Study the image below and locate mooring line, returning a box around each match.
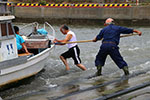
[94,81,150,100]
[52,71,147,100]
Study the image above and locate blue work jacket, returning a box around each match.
[96,24,133,45]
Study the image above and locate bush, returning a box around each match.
[39,0,47,5]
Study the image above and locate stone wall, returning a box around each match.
[13,6,150,26]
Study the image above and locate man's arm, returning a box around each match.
[93,30,103,42]
[62,34,72,43]
[119,26,142,36]
[54,34,72,45]
[21,43,29,53]
[19,35,30,53]
[118,26,134,34]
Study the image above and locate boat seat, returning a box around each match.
[18,53,33,57]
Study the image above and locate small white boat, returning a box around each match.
[0,2,55,88]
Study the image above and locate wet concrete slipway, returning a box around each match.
[0,24,150,100]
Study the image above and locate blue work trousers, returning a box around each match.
[95,43,128,69]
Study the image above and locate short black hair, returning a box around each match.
[13,26,19,33]
[62,25,69,30]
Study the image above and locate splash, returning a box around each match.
[128,47,140,51]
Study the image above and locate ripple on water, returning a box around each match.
[128,47,140,51]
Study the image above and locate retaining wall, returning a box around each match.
[12,6,150,26]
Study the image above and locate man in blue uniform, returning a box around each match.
[93,18,142,76]
[14,26,29,54]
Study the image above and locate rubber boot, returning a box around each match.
[96,65,102,76]
[122,66,129,76]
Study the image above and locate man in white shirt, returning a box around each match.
[54,25,86,71]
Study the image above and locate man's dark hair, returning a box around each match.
[13,26,19,33]
[62,25,69,30]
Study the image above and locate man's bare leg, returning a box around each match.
[76,64,86,71]
[60,56,70,70]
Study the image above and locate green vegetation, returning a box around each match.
[39,0,47,5]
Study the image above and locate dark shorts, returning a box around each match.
[95,43,128,69]
[61,45,81,64]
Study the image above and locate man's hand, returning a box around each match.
[53,38,58,43]
[54,38,58,41]
[138,31,142,36]
[133,30,142,36]
[93,38,97,42]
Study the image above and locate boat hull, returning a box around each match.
[0,45,54,88]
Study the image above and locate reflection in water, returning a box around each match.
[94,78,129,100]
[93,78,107,94]
[94,76,129,97]
[114,79,129,90]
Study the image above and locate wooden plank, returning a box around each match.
[18,53,33,57]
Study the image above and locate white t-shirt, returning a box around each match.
[67,31,77,48]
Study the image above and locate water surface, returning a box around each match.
[1,24,150,100]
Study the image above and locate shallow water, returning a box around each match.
[1,24,150,100]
